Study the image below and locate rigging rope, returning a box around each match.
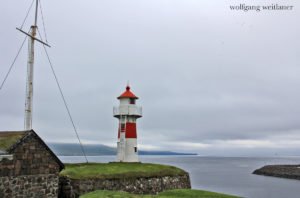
[0,35,28,91]
[38,0,48,43]
[20,0,35,29]
[3,0,88,163]
[41,43,89,163]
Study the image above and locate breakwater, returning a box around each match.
[253,165,300,180]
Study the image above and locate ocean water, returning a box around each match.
[59,156,300,198]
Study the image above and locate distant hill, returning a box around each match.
[48,143,197,156]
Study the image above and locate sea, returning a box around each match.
[59,155,300,198]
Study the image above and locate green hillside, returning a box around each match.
[60,162,187,179]
[80,189,240,198]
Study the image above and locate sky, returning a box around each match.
[0,0,299,156]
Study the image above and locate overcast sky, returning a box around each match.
[0,0,299,156]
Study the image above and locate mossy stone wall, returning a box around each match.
[0,174,59,198]
[59,173,191,198]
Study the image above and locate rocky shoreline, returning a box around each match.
[253,165,300,180]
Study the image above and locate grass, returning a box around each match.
[157,189,239,198]
[60,163,187,179]
[0,132,25,151]
[80,189,240,198]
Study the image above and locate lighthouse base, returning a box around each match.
[116,138,139,162]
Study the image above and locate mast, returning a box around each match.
[24,0,38,130]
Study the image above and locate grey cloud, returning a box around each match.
[0,0,300,155]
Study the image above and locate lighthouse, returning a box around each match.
[113,85,142,162]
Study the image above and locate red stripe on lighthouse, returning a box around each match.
[125,123,137,138]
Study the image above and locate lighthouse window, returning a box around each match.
[120,123,125,131]
[130,98,135,104]
[134,147,137,152]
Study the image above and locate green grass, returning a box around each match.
[156,189,239,198]
[80,189,240,198]
[80,190,138,198]
[0,132,25,151]
[60,163,187,179]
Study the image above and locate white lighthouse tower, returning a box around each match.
[113,85,142,162]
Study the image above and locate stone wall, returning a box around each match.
[10,133,61,175]
[59,173,191,198]
[0,131,62,198]
[0,133,60,177]
[0,174,59,198]
[0,158,14,177]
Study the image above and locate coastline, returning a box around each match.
[59,155,300,198]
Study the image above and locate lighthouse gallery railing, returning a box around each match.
[113,105,142,117]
